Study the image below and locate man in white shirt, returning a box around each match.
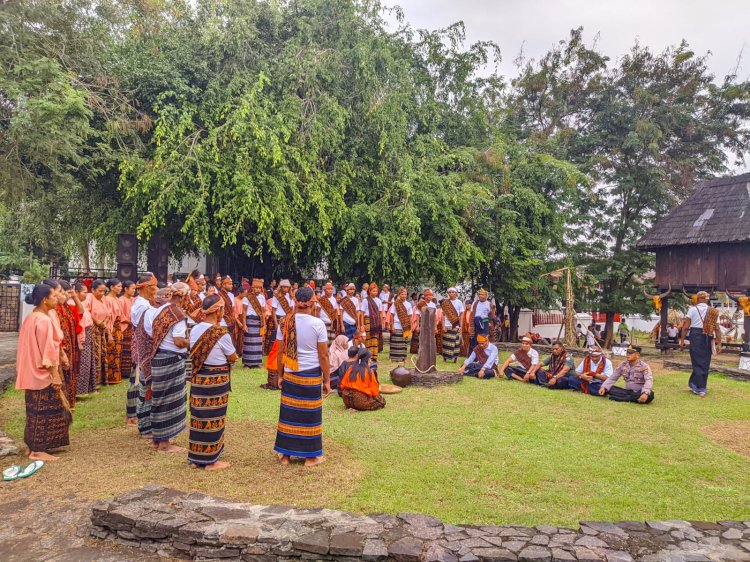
[388,288,413,363]
[358,282,383,362]
[241,278,267,368]
[469,288,493,348]
[680,290,721,396]
[459,334,498,379]
[499,336,542,382]
[271,279,295,329]
[440,287,465,362]
[127,273,157,428]
[339,283,360,340]
[318,281,339,344]
[565,345,613,395]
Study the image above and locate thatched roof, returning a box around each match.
[637,172,750,251]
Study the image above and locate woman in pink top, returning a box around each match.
[76,282,95,395]
[104,278,123,384]
[87,280,111,387]
[16,284,70,461]
[119,280,136,384]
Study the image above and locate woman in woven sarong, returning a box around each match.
[388,288,413,363]
[275,286,330,467]
[339,348,386,412]
[85,280,111,387]
[242,279,266,368]
[105,279,123,384]
[357,282,383,363]
[76,282,96,395]
[57,281,83,409]
[16,284,70,461]
[119,281,135,384]
[188,295,237,471]
[144,285,189,453]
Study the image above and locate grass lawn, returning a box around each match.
[1,349,749,527]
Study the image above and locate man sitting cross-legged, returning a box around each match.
[500,336,541,382]
[566,345,613,395]
[536,340,575,388]
[599,344,654,404]
[459,334,498,379]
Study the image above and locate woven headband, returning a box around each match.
[203,300,224,316]
[136,276,157,289]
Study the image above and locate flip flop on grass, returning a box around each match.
[2,465,21,482]
[17,460,44,479]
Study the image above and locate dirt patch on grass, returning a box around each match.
[702,421,750,459]
[0,419,363,508]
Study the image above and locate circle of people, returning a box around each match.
[15,271,655,472]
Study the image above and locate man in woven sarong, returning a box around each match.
[388,288,413,363]
[535,341,575,387]
[440,287,464,362]
[339,283,360,340]
[242,278,267,368]
[274,286,330,467]
[470,289,494,349]
[500,336,541,382]
[459,334,498,379]
[358,282,383,362]
[129,273,157,431]
[680,291,722,397]
[318,281,339,344]
[144,285,189,453]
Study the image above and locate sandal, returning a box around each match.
[18,460,44,479]
[2,465,21,482]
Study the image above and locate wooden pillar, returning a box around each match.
[659,295,670,348]
[417,307,437,373]
[744,315,750,352]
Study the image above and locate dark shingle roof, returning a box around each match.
[637,172,750,250]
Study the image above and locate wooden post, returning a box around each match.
[417,307,437,373]
[659,295,669,348]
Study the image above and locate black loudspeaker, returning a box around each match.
[117,233,138,283]
[116,263,138,284]
[147,236,170,283]
[117,234,138,264]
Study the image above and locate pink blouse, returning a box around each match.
[119,296,134,332]
[87,293,110,327]
[16,312,59,390]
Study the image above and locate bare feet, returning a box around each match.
[126,418,137,427]
[204,460,231,471]
[29,451,59,462]
[347,408,358,413]
[278,454,290,465]
[148,440,159,450]
[304,456,327,467]
[157,443,185,453]
[140,433,153,440]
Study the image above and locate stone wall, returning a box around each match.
[90,487,750,561]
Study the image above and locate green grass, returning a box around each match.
[2,351,749,526]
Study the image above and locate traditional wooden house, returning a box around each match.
[637,172,750,351]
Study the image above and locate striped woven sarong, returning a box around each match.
[136,381,151,436]
[442,327,460,361]
[188,363,231,466]
[150,350,187,442]
[274,367,323,458]
[184,325,193,381]
[390,329,408,362]
[243,315,263,367]
[126,364,139,420]
[24,386,70,453]
[324,321,335,345]
[410,330,420,354]
[77,326,97,395]
[364,316,379,361]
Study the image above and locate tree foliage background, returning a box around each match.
[1,1,749,340]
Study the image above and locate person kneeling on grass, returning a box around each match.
[338,348,386,411]
[459,334,498,379]
[536,341,575,388]
[598,344,654,404]
[500,336,541,382]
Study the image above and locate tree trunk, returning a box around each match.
[80,242,91,274]
[509,304,521,343]
[604,312,615,349]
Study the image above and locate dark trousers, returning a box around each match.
[688,327,712,391]
[504,365,528,380]
[464,361,496,379]
[607,387,654,404]
[471,317,490,349]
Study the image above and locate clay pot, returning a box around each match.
[389,365,412,388]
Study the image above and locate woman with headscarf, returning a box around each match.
[327,335,349,391]
[338,348,386,411]
[16,284,70,461]
[274,286,330,467]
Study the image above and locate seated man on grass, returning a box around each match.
[459,334,498,379]
[599,344,654,404]
[536,340,575,388]
[500,336,541,382]
[568,345,612,395]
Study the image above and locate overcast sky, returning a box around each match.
[383,0,750,82]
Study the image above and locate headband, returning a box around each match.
[203,300,224,316]
[136,276,157,289]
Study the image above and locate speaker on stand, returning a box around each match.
[116,234,138,283]
[147,236,170,284]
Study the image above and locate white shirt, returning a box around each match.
[341,296,360,325]
[388,301,413,330]
[243,294,266,317]
[131,296,152,328]
[471,300,492,319]
[463,343,499,370]
[318,295,339,324]
[686,303,710,329]
[443,299,465,327]
[360,296,382,317]
[415,300,437,316]
[144,303,188,353]
[379,291,391,312]
[585,332,597,347]
[275,314,328,372]
[360,290,368,301]
[575,356,613,377]
[509,348,540,366]
[190,322,236,366]
[667,326,679,337]
[272,293,295,317]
